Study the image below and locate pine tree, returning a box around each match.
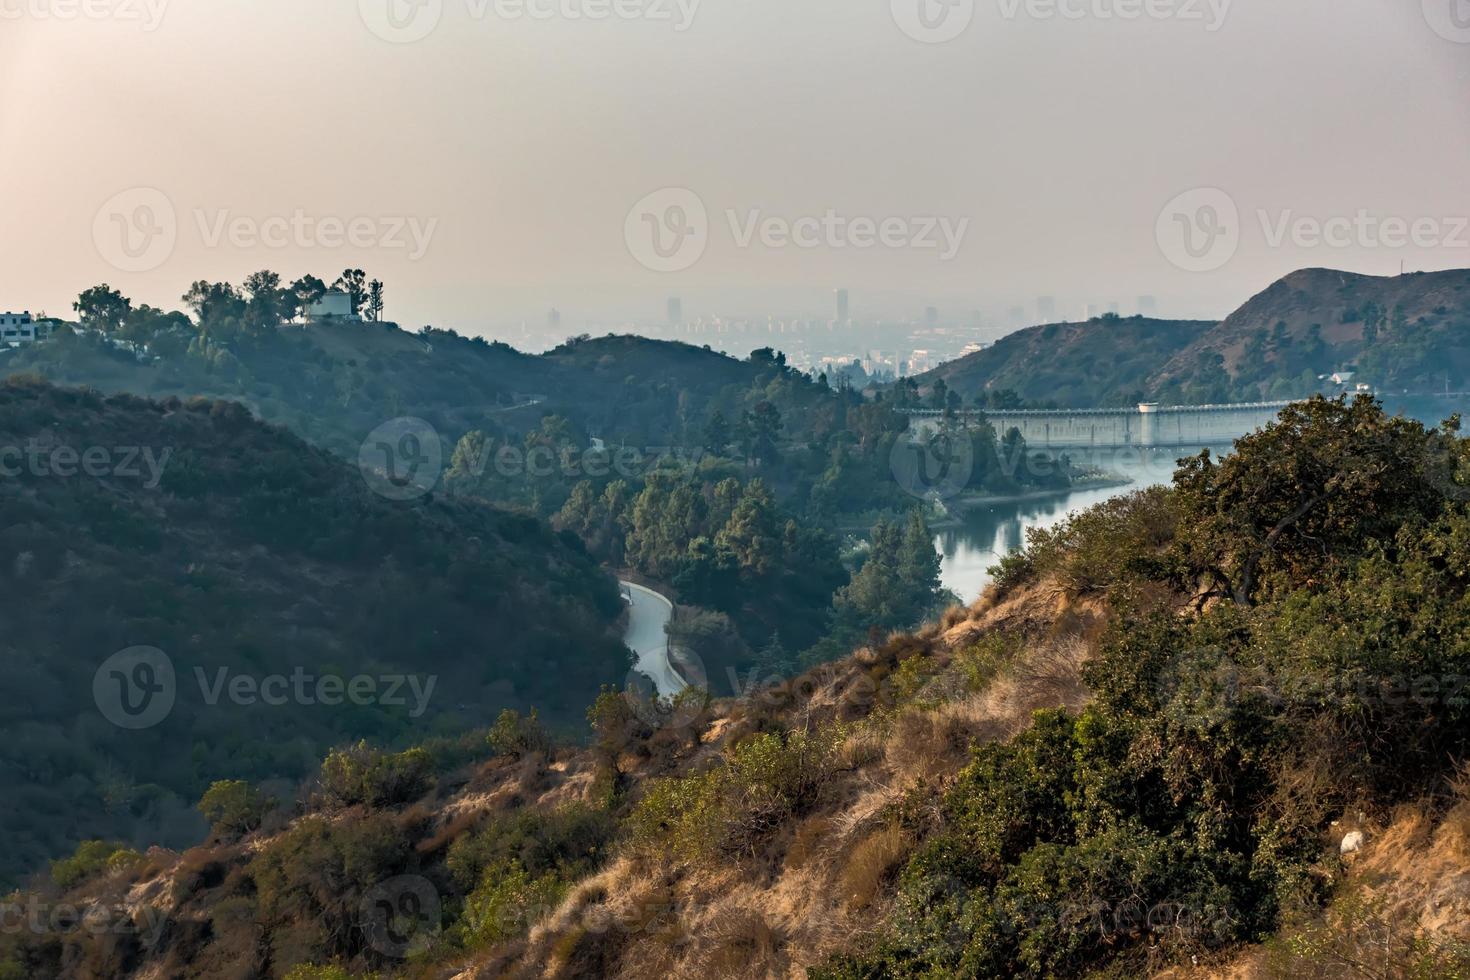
[704,410,732,455]
[716,480,780,577]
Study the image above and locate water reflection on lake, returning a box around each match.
[936,446,1228,603]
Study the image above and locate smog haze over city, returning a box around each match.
[4,1,1468,358]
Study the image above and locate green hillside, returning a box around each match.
[1152,267,1470,401]
[4,319,835,464]
[13,395,1470,979]
[0,377,625,885]
[913,316,1218,408]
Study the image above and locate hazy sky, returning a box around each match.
[2,0,1468,337]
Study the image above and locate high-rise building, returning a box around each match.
[547,308,561,330]
[1106,301,1121,316]
[925,306,939,327]
[667,296,683,326]
[1009,306,1026,327]
[1037,296,1056,323]
[1137,295,1158,317]
[834,288,849,324]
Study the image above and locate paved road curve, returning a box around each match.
[620,581,686,698]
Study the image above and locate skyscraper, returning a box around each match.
[834,288,849,324]
[667,296,683,327]
[1138,295,1158,318]
[1037,296,1056,323]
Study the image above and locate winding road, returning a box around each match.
[620,581,686,699]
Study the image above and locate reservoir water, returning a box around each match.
[935,446,1226,603]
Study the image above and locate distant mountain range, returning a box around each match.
[916,268,1470,407]
[12,270,1470,450]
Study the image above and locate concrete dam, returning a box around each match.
[904,401,1294,451]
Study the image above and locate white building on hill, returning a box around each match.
[307,291,358,322]
[0,312,41,348]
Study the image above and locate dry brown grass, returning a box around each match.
[418,804,485,856]
[939,604,971,630]
[456,581,1113,979]
[783,816,835,872]
[689,908,788,979]
[839,823,909,911]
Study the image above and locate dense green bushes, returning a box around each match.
[821,397,1470,977]
[991,485,1177,597]
[1173,397,1453,607]
[627,725,846,862]
[197,780,272,839]
[818,624,1291,977]
[48,840,142,890]
[486,708,553,760]
[446,804,613,949]
[318,743,436,809]
[250,811,427,966]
